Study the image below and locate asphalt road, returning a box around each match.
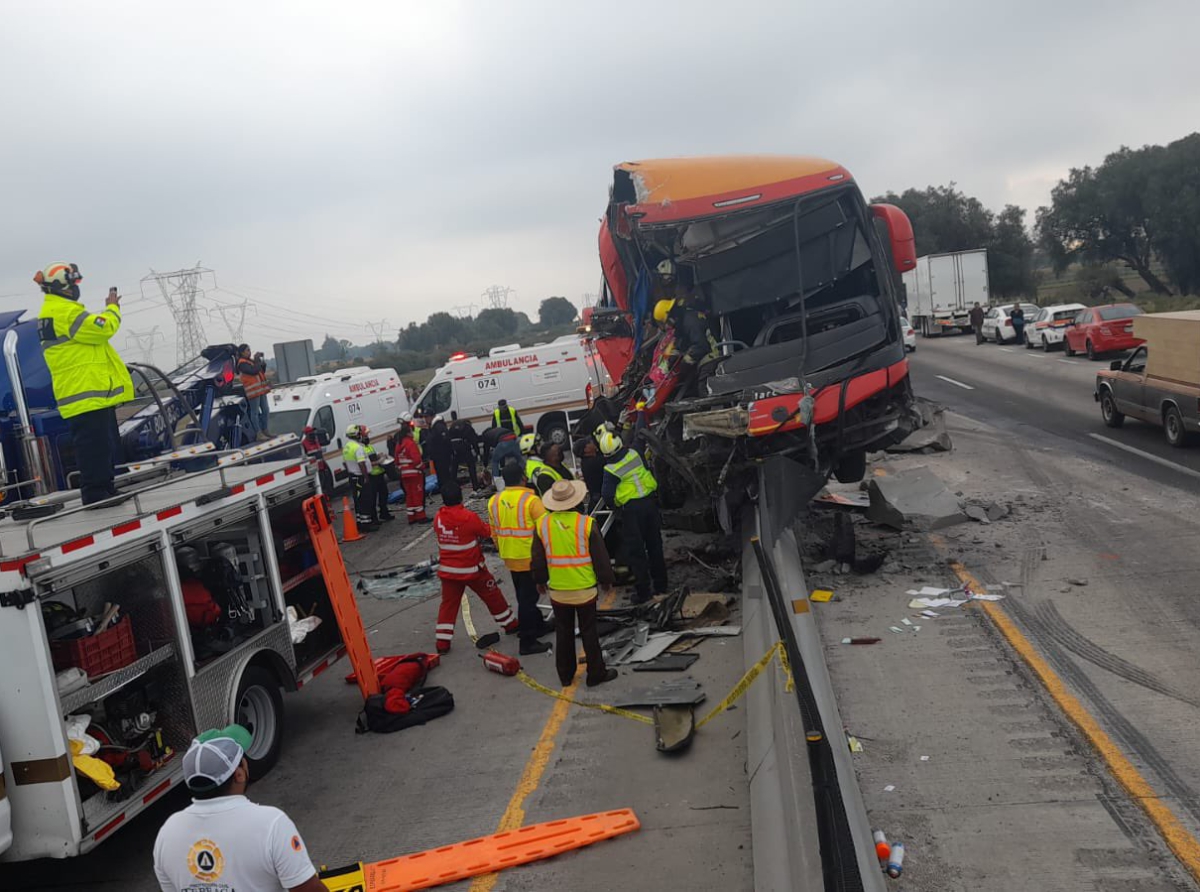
[908,332,1200,489]
[1,500,752,891]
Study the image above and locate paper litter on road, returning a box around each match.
[884,785,896,792]
[889,626,905,634]
[920,610,941,618]
[969,593,1006,601]
[907,586,952,596]
[908,597,968,609]
[901,617,913,626]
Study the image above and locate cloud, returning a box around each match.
[3,0,1198,367]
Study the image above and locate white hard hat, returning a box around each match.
[656,259,675,277]
[399,411,413,423]
[433,414,445,425]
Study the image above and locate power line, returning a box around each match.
[482,285,513,309]
[124,326,166,364]
[365,319,390,344]
[211,298,253,343]
[142,265,213,363]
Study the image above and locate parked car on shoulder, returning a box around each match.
[980,303,1039,344]
[1064,303,1144,359]
[901,317,916,352]
[1027,303,1087,350]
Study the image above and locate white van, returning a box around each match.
[267,367,410,482]
[414,336,607,445]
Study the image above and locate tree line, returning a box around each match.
[876,130,1200,302]
[316,296,580,375]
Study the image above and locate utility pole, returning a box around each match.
[124,327,166,365]
[141,264,213,364]
[212,299,252,343]
[365,319,390,344]
[481,285,513,309]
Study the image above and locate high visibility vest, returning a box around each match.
[493,405,520,434]
[414,427,423,447]
[525,458,562,487]
[238,359,270,398]
[364,443,385,476]
[37,294,133,419]
[604,448,658,507]
[488,488,538,563]
[343,440,368,476]
[537,511,597,591]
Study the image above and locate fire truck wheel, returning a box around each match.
[234,665,285,780]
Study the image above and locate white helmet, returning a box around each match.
[433,414,445,425]
[655,259,675,277]
[399,411,413,423]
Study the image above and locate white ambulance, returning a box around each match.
[414,336,608,445]
[267,367,410,484]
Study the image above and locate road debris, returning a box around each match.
[866,466,968,531]
[841,637,881,645]
[886,398,952,454]
[1067,577,1089,586]
[887,841,906,878]
[632,653,700,672]
[654,704,696,753]
[810,589,834,602]
[613,678,707,708]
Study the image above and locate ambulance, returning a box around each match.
[413,336,609,444]
[267,367,410,484]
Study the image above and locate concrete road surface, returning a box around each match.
[803,334,1200,889]
[1,499,752,891]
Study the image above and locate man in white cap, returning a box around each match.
[153,725,326,892]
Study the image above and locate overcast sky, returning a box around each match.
[3,0,1197,367]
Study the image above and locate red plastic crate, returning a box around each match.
[50,615,137,676]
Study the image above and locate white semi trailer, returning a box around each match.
[904,248,990,338]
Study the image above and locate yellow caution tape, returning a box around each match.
[514,640,794,733]
[696,641,791,729]
[516,671,654,724]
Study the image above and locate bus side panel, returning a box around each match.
[0,596,83,860]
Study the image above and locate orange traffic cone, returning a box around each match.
[341,496,365,542]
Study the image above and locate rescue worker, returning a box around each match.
[35,263,132,506]
[600,431,667,605]
[153,725,326,892]
[301,426,334,497]
[393,418,429,523]
[425,415,456,497]
[492,398,525,435]
[448,410,481,490]
[488,462,554,655]
[432,481,518,653]
[363,436,394,522]
[236,344,271,440]
[486,426,521,492]
[527,441,572,496]
[652,297,716,395]
[342,424,378,530]
[522,433,553,495]
[532,479,617,688]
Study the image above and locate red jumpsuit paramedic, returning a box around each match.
[394,417,429,524]
[433,481,518,653]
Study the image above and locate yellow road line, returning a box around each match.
[948,560,1200,883]
[469,589,619,892]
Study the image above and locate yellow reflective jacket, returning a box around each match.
[38,294,133,419]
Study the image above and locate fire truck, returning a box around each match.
[0,318,358,861]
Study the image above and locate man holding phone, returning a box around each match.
[35,263,132,506]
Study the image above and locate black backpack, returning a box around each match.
[355,686,455,734]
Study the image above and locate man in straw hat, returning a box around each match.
[532,479,618,688]
[153,724,326,892]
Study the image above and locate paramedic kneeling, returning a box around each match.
[153,725,326,892]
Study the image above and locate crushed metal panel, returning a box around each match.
[613,678,707,708]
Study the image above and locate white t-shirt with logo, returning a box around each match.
[153,795,316,892]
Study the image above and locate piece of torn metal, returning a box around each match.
[654,704,696,753]
[620,632,684,664]
[613,678,707,708]
[632,653,700,672]
[681,406,751,440]
[679,625,742,638]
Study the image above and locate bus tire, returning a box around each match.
[539,415,570,447]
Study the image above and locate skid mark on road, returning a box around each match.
[947,559,1200,884]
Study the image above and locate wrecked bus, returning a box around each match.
[587,155,918,507]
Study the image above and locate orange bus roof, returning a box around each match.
[614,155,853,225]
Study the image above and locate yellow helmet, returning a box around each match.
[519,432,537,455]
[653,299,675,324]
[597,431,622,456]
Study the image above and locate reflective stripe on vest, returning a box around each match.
[489,490,537,562]
[537,512,597,591]
[605,449,658,507]
[493,405,519,432]
[439,540,479,551]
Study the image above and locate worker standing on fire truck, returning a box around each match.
[342,424,378,531]
[600,431,668,605]
[35,262,133,507]
[394,416,429,523]
[433,481,518,653]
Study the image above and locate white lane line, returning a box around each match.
[1057,359,1075,365]
[402,527,435,551]
[1087,433,1200,481]
[935,375,975,390]
[999,348,1014,353]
